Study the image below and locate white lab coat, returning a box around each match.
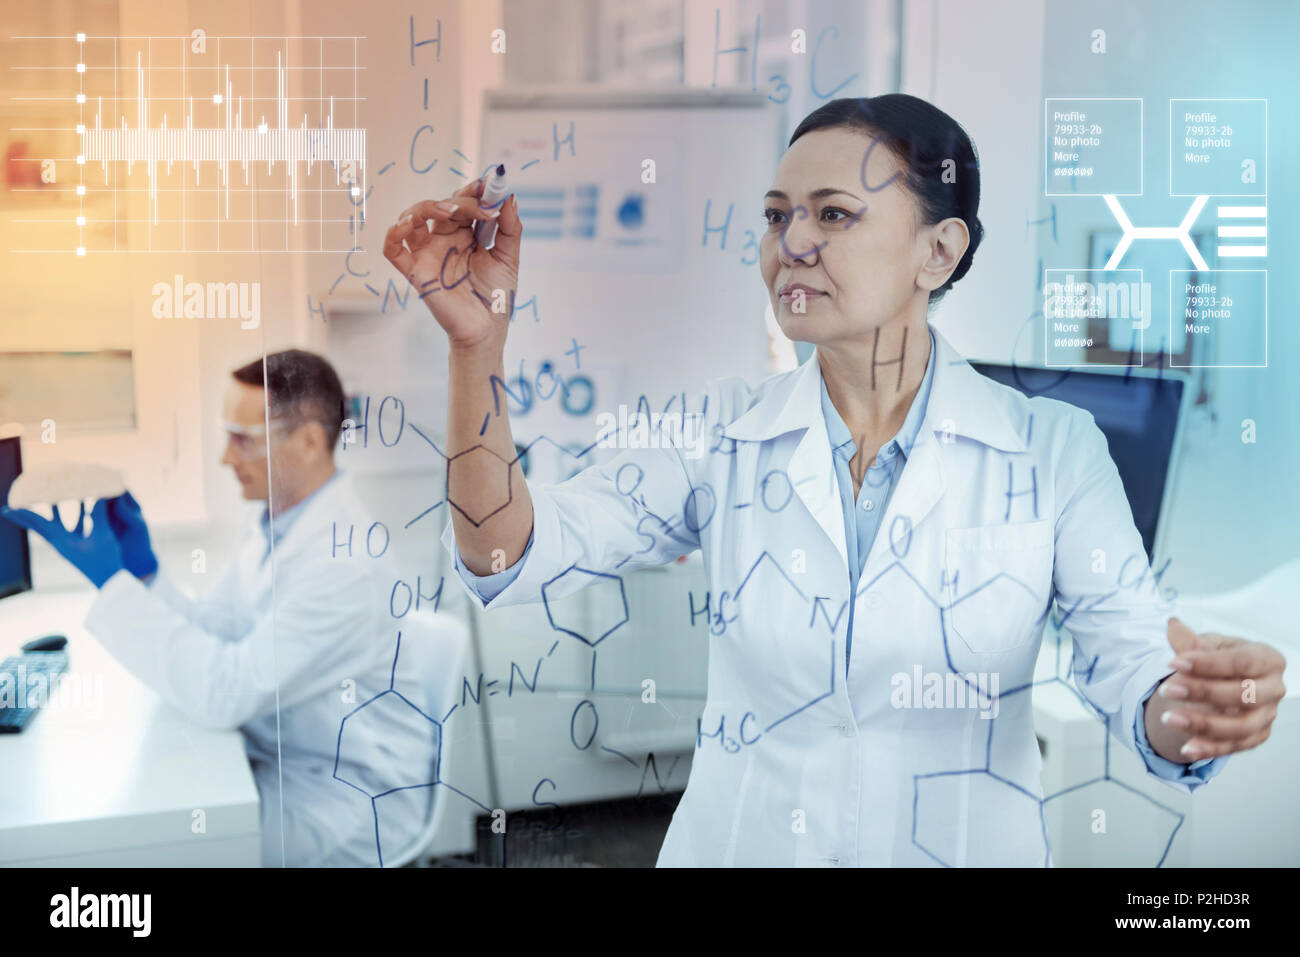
[443,324,1197,867]
[86,472,438,867]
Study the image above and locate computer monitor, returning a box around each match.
[968,362,1187,562]
[0,435,33,600]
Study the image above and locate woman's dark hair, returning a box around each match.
[788,93,983,305]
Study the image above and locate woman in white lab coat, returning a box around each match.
[384,94,1285,867]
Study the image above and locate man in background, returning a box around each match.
[4,350,439,866]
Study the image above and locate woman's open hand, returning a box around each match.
[1148,617,1287,761]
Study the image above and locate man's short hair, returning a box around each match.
[232,350,346,450]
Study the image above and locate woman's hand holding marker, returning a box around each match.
[382,168,521,352]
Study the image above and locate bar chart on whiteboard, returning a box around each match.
[10,32,368,255]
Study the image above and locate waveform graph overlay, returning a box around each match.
[12,33,367,255]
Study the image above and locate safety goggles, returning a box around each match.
[221,418,296,459]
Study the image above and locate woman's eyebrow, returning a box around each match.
[764,187,863,202]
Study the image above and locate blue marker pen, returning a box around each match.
[474,164,509,250]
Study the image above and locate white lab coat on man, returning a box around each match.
[86,472,438,867]
[443,324,1207,867]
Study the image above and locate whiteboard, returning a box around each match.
[479,87,786,476]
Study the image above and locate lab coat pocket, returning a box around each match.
[945,520,1054,654]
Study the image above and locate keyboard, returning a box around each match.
[0,650,69,733]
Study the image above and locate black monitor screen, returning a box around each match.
[968,364,1184,560]
[0,436,32,600]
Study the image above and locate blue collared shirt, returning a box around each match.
[820,326,936,673]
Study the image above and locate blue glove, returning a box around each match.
[105,491,159,581]
[0,498,126,589]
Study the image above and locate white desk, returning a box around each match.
[0,589,261,866]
